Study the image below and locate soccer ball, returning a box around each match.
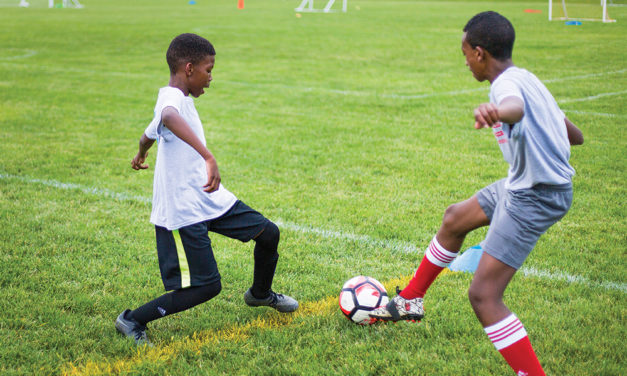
[339,276,388,325]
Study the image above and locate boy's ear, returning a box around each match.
[475,46,492,62]
[475,46,486,62]
[184,62,194,76]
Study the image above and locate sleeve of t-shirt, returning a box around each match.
[144,87,184,139]
[144,114,160,140]
[492,78,524,106]
[156,87,184,117]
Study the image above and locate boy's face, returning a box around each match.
[187,55,215,98]
[461,33,487,82]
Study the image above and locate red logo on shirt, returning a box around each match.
[493,122,508,145]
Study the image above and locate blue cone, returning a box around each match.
[448,245,483,273]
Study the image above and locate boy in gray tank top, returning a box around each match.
[370,11,584,376]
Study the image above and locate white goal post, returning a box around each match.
[295,0,347,13]
[548,0,616,22]
[48,0,83,8]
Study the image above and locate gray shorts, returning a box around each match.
[476,179,573,269]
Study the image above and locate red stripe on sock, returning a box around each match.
[429,243,451,264]
[488,320,524,343]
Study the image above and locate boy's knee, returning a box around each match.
[255,221,280,248]
[202,280,222,300]
[442,203,469,236]
[441,203,466,235]
[468,281,501,311]
[467,283,484,308]
[210,281,222,299]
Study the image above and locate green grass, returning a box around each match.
[0,0,625,375]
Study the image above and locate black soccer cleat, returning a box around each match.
[115,309,152,346]
[244,288,299,313]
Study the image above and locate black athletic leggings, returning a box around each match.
[130,280,222,326]
[251,221,280,299]
[131,221,280,325]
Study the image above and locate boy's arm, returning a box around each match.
[131,133,155,170]
[564,117,584,145]
[473,96,524,129]
[161,106,221,193]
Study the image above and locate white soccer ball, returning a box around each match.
[339,276,388,325]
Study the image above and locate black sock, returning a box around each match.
[130,280,221,326]
[251,221,280,299]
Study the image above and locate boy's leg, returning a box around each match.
[250,221,280,299]
[116,283,221,346]
[130,282,222,325]
[116,223,222,344]
[208,201,280,298]
[470,253,545,376]
[208,201,298,312]
[400,195,490,300]
[468,184,571,375]
[370,195,489,322]
[371,181,501,322]
[243,220,298,312]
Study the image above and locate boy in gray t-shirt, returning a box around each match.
[371,11,583,376]
[115,34,298,346]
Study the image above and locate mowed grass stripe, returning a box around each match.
[1,172,625,294]
[0,60,624,101]
[62,275,413,376]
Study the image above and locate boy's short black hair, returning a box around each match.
[463,11,515,60]
[166,33,216,74]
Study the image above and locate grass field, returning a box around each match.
[0,0,625,374]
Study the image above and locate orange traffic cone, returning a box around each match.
[237,0,244,9]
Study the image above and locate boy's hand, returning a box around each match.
[132,134,155,170]
[474,97,524,129]
[131,152,150,170]
[473,103,500,129]
[203,157,221,193]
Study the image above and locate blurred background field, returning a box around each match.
[0,0,625,374]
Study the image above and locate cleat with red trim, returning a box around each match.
[369,287,424,322]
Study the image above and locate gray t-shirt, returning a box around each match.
[144,86,237,230]
[489,67,574,190]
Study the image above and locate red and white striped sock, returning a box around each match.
[399,236,457,299]
[484,314,545,376]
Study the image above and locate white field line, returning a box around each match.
[558,89,627,104]
[0,58,624,101]
[0,49,38,61]
[0,173,151,204]
[564,110,626,118]
[274,220,417,254]
[543,69,627,83]
[519,267,627,293]
[215,69,627,100]
[1,172,625,293]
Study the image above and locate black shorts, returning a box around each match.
[155,200,269,291]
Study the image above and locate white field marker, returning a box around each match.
[1,172,625,294]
